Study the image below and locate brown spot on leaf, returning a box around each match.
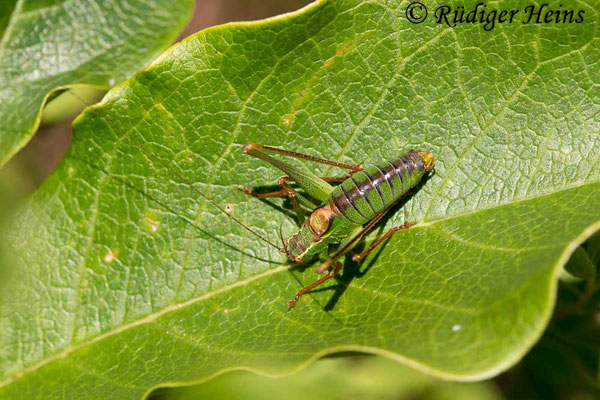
[103,250,118,263]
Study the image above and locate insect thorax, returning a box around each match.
[284,203,355,262]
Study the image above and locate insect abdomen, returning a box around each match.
[330,150,428,224]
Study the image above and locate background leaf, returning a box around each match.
[562,247,596,281]
[1,0,599,398]
[505,268,600,400]
[151,356,503,400]
[0,0,195,167]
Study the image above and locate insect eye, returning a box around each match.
[309,207,334,236]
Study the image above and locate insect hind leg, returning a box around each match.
[351,221,414,262]
[244,143,363,172]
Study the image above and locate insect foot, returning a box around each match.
[237,185,254,195]
[242,143,260,154]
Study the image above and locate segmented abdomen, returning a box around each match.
[330,150,426,225]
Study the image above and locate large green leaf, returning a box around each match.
[0,0,194,167]
[1,0,599,398]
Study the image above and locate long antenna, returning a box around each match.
[66,89,284,252]
[150,150,284,252]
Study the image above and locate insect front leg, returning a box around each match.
[351,221,415,262]
[287,261,343,309]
